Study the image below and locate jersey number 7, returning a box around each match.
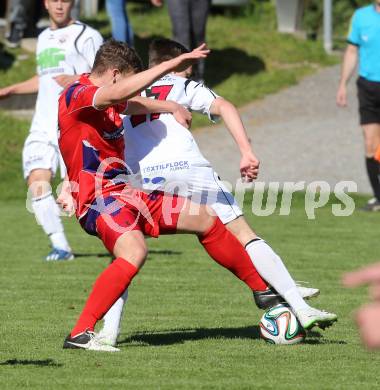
[130,85,174,128]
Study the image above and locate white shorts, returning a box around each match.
[22,132,66,179]
[131,159,243,224]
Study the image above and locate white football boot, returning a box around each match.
[295,282,320,299]
[95,328,119,347]
[63,331,120,352]
[295,307,338,330]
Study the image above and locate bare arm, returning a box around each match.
[210,97,259,180]
[0,75,39,99]
[210,97,251,154]
[94,44,209,109]
[126,96,192,128]
[336,44,358,107]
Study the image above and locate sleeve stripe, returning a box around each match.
[65,84,78,107]
[347,39,359,47]
[207,88,217,99]
[184,79,192,95]
[74,23,87,56]
[72,23,88,73]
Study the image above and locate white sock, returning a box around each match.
[50,232,71,252]
[31,192,70,251]
[245,239,309,312]
[102,289,129,336]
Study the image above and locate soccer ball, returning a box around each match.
[259,304,306,345]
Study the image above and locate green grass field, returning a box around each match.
[1,193,380,389]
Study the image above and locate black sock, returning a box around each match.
[365,157,380,201]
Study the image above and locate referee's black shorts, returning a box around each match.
[357,76,380,125]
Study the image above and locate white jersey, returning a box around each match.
[123,74,219,175]
[123,75,243,224]
[30,21,103,145]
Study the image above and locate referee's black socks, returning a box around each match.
[365,157,380,201]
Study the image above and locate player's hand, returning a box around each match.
[57,192,76,216]
[0,86,14,99]
[171,43,210,73]
[57,181,76,216]
[172,103,192,129]
[240,151,260,182]
[53,74,78,88]
[342,261,380,301]
[336,84,347,107]
[151,0,163,6]
[355,302,380,349]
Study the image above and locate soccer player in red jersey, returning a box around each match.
[97,39,338,346]
[58,39,271,351]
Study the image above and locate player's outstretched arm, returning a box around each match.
[94,44,210,109]
[210,97,259,181]
[0,75,39,99]
[336,44,358,107]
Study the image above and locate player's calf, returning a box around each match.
[198,217,269,291]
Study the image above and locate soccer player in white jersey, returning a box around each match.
[97,39,338,346]
[0,0,103,261]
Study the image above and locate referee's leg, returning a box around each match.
[362,123,380,202]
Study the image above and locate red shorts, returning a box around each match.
[81,189,185,253]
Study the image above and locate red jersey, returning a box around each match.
[58,74,129,220]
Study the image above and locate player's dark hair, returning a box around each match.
[148,38,189,68]
[92,39,143,75]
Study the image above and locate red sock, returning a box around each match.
[70,258,138,337]
[199,218,268,291]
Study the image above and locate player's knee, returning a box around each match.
[113,232,148,269]
[28,179,52,198]
[363,131,380,156]
[28,168,52,183]
[28,169,53,197]
[199,207,217,233]
[135,245,148,263]
[365,144,377,157]
[118,245,147,269]
[365,146,375,157]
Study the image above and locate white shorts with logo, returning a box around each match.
[22,132,66,179]
[129,158,243,224]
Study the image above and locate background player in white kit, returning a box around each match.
[97,39,337,346]
[0,0,103,261]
